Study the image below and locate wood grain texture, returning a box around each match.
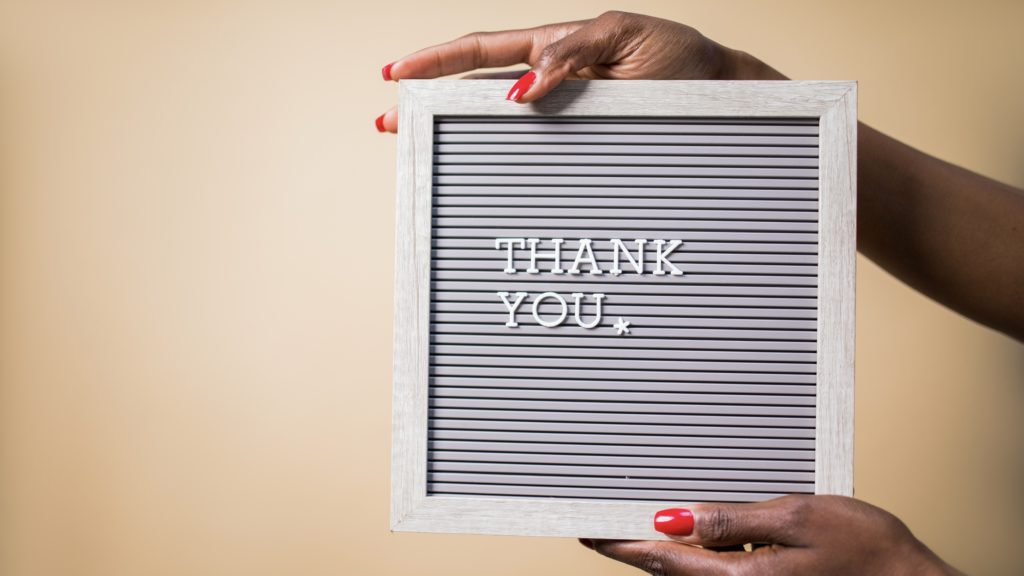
[814,85,857,497]
[391,80,856,539]
[399,80,851,117]
[390,86,434,528]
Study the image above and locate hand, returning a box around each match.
[583,495,961,575]
[375,10,784,132]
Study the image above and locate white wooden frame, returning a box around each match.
[392,80,856,539]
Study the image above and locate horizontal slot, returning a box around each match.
[434,257,820,267]
[428,461,814,482]
[431,302,817,320]
[429,397,814,416]
[428,439,812,460]
[432,327,816,344]
[429,344,815,362]
[432,272,817,287]
[429,354,816,374]
[428,450,814,471]
[428,422,811,438]
[432,282,818,297]
[429,407,813,428]
[431,377,817,393]
[438,117,817,125]
[431,387,815,406]
[432,261,818,276]
[431,325,816,342]
[429,429,814,449]
[433,237,819,254]
[435,144,817,159]
[427,471,811,494]
[432,291,818,307]
[436,196,819,213]
[430,333,816,352]
[434,185,819,199]
[431,313,817,330]
[434,164,818,179]
[434,133,817,146]
[433,229,817,243]
[435,121,818,135]
[430,366,816,384]
[426,484,803,502]
[434,219,818,235]
[435,154,818,168]
[435,175,817,189]
[434,206,818,222]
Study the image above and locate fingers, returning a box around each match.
[377,23,579,134]
[511,11,646,103]
[376,12,643,131]
[375,106,397,134]
[374,66,527,133]
[384,25,568,81]
[592,540,744,576]
[656,496,811,548]
[510,17,624,103]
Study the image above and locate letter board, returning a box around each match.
[391,80,856,539]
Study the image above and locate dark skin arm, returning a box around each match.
[378,10,1024,342]
[857,124,1024,341]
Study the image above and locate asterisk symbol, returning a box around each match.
[613,317,631,335]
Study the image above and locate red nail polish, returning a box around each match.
[578,538,595,550]
[375,114,386,132]
[382,62,394,81]
[506,70,536,102]
[654,508,694,536]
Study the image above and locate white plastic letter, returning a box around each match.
[532,292,568,328]
[571,292,606,329]
[610,238,647,276]
[652,239,684,276]
[497,291,529,327]
[526,238,565,274]
[495,238,525,273]
[568,238,603,275]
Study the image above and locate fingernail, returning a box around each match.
[375,114,386,133]
[506,70,537,102]
[654,508,694,536]
[578,538,595,550]
[382,62,394,81]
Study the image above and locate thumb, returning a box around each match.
[506,16,626,103]
[655,495,810,548]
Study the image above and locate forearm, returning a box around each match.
[723,47,1024,341]
[857,124,1024,341]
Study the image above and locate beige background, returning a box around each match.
[1,1,1021,575]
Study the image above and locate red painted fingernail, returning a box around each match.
[578,538,595,550]
[506,70,537,102]
[375,114,386,133]
[382,62,394,81]
[654,508,694,536]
